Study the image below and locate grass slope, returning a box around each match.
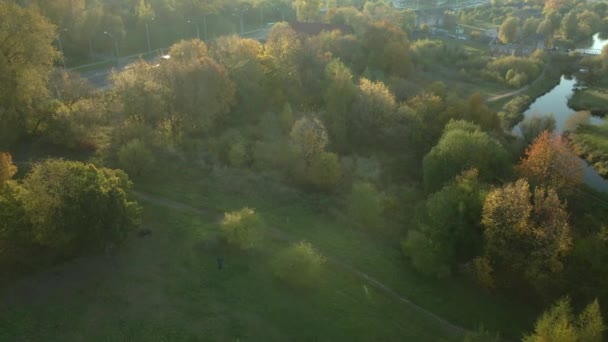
[0,204,458,341]
[137,167,538,338]
[569,88,608,114]
[571,123,608,177]
[0,166,537,341]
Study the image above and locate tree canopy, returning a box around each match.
[481,179,571,292]
[423,120,510,192]
[0,2,59,147]
[517,131,583,194]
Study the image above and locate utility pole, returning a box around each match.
[104,31,120,59]
[145,17,155,52]
[145,23,151,52]
[203,15,208,40]
[240,11,244,34]
[188,20,200,40]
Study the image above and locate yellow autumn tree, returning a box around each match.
[517,130,583,194]
[481,179,572,292]
[0,152,17,185]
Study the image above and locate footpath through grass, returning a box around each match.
[0,204,458,341]
[0,198,458,341]
[0,165,537,341]
[137,167,538,339]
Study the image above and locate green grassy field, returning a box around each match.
[0,166,538,341]
[137,168,538,336]
[569,88,608,113]
[571,123,608,177]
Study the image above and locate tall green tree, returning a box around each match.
[209,35,266,119]
[499,16,520,43]
[159,40,235,138]
[561,10,579,40]
[290,116,328,165]
[360,20,412,77]
[290,116,342,192]
[323,59,357,151]
[0,2,59,147]
[110,61,170,127]
[351,78,397,149]
[294,0,322,22]
[347,181,383,228]
[20,160,140,256]
[524,298,604,342]
[260,23,303,108]
[422,120,510,192]
[404,169,487,277]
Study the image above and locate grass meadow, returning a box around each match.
[0,166,538,341]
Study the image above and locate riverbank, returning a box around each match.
[570,123,608,178]
[568,87,608,116]
[488,54,576,112]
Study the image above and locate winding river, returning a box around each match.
[520,33,608,192]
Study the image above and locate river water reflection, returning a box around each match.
[521,76,608,192]
[520,33,608,192]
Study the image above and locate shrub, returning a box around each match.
[0,181,31,270]
[272,241,326,289]
[498,95,531,129]
[228,142,248,168]
[117,139,155,177]
[347,182,383,228]
[221,207,262,250]
[306,152,342,192]
[43,101,87,149]
[252,139,294,172]
[401,230,450,278]
[486,55,542,87]
[473,256,495,289]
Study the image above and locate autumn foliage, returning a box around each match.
[517,131,583,194]
[0,152,17,184]
[481,179,572,291]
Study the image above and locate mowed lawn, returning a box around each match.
[0,167,537,341]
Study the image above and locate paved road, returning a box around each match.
[75,28,267,89]
[74,51,166,89]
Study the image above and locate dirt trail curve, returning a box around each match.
[134,191,469,338]
[486,62,551,103]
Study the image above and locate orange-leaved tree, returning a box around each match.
[517,130,583,194]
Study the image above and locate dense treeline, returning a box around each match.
[2,0,608,339]
[15,0,381,63]
[462,0,608,48]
